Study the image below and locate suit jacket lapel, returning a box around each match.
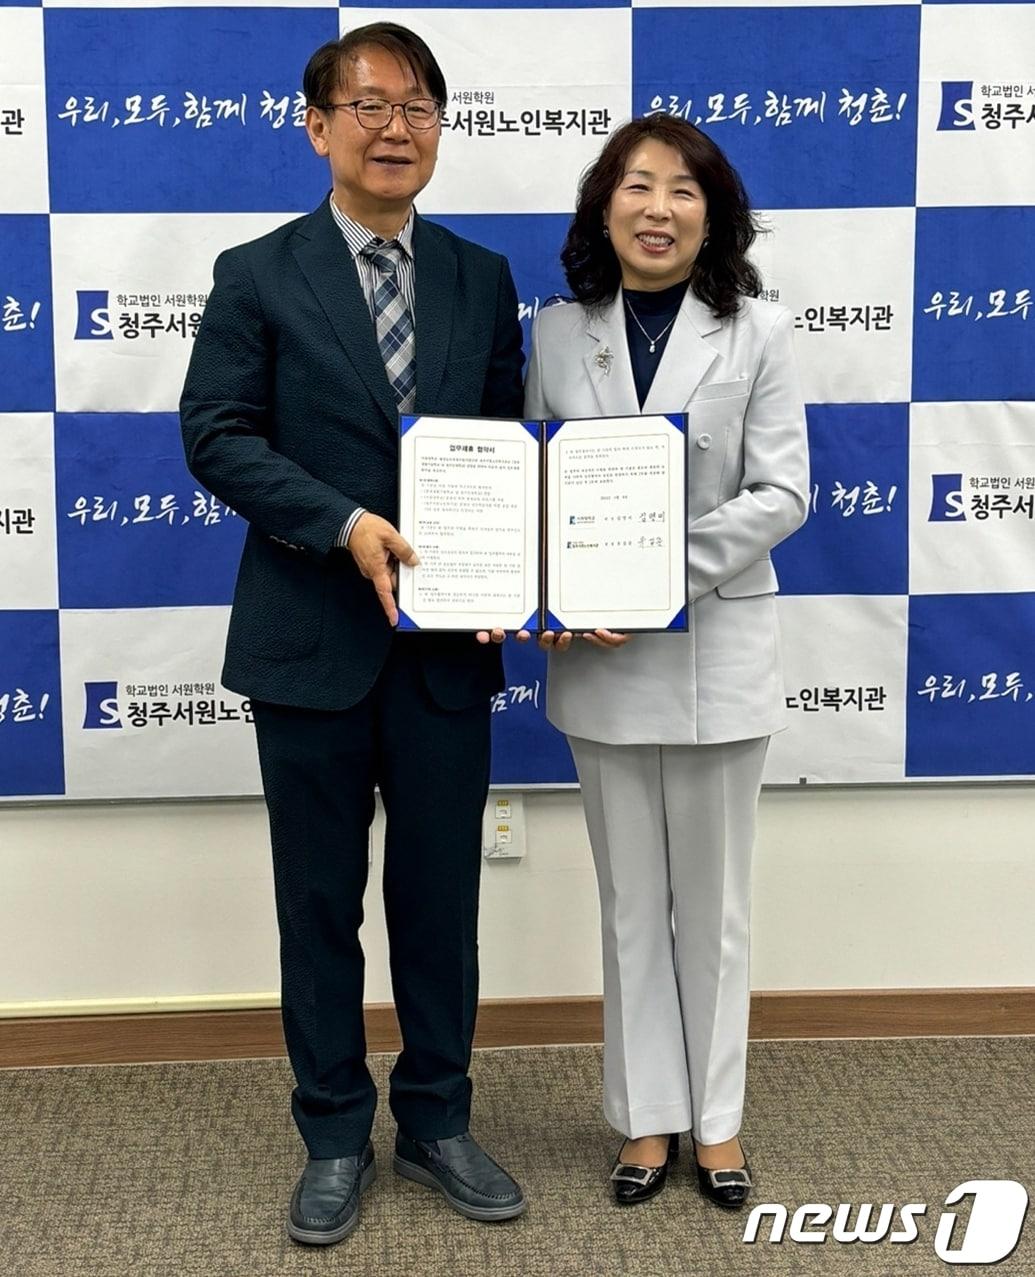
[291,198,399,429]
[641,290,721,415]
[583,294,638,416]
[412,214,457,411]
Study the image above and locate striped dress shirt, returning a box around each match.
[329,195,417,550]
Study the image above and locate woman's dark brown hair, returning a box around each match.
[561,115,762,318]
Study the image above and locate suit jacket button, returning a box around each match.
[696,433,712,450]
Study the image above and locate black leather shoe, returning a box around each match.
[693,1140,752,1209]
[610,1133,679,1205]
[393,1130,526,1221]
[287,1142,376,1245]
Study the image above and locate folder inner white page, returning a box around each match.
[398,415,540,630]
[545,415,686,632]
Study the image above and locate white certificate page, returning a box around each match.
[398,415,540,631]
[545,415,687,632]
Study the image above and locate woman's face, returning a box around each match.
[603,138,709,292]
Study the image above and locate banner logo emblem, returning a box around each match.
[938,82,975,131]
[83,682,122,729]
[929,473,966,521]
[74,291,113,340]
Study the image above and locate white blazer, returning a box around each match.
[524,289,810,746]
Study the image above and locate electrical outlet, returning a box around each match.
[482,793,526,860]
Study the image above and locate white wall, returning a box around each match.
[1,784,1033,1014]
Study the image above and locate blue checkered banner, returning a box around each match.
[2,0,1035,798]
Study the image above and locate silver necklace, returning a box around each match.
[624,298,677,355]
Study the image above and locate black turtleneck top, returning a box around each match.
[623,276,692,409]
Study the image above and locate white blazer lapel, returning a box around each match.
[582,294,638,416]
[641,290,722,415]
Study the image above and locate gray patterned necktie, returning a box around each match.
[361,240,416,415]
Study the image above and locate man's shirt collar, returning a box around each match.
[329,195,415,259]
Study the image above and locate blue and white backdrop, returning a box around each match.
[2,0,1035,798]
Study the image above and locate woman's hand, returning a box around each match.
[538,629,631,651]
[538,630,574,652]
[475,629,631,648]
[581,629,631,648]
[476,629,537,643]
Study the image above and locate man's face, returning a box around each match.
[305,45,441,223]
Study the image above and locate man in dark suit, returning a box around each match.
[180,23,526,1245]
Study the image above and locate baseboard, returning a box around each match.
[1,989,1032,1069]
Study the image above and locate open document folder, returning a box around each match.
[397,413,688,633]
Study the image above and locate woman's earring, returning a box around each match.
[702,236,709,249]
[603,226,610,239]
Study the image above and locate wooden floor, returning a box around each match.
[2,987,1033,1068]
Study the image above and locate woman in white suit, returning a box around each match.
[524,116,809,1207]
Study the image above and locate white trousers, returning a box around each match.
[569,734,769,1145]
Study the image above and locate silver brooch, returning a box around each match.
[594,345,613,374]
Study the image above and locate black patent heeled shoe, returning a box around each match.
[609,1133,679,1205]
[693,1138,753,1209]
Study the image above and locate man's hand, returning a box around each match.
[348,512,418,627]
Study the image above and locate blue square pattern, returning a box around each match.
[430,213,571,357]
[342,0,629,6]
[44,8,338,214]
[492,642,576,785]
[0,611,64,797]
[632,7,919,210]
[0,215,55,413]
[913,207,1035,403]
[907,593,1035,777]
[55,413,247,609]
[772,403,909,596]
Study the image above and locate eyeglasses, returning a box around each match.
[323,98,442,130]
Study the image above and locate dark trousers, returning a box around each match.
[252,636,491,1157]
